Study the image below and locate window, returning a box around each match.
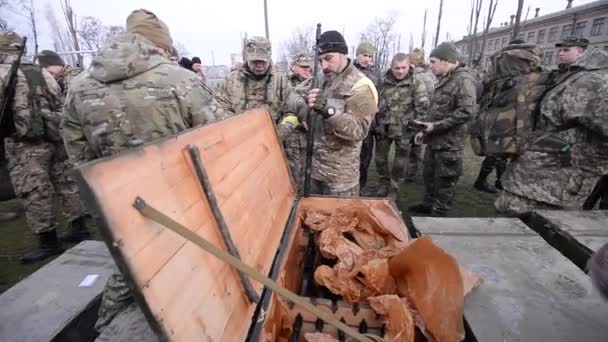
[518,33,525,40]
[502,37,507,47]
[527,31,536,42]
[487,39,494,51]
[591,17,606,36]
[494,39,499,50]
[537,29,546,44]
[561,24,573,38]
[574,21,587,37]
[548,27,559,42]
[543,51,554,65]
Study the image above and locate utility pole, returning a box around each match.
[264,0,270,40]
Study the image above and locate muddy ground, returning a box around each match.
[0,143,498,293]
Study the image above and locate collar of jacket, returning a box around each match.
[383,68,414,86]
[436,65,465,89]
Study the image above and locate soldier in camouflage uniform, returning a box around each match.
[278,52,313,193]
[409,42,477,217]
[406,48,435,182]
[374,53,429,198]
[1,31,84,263]
[496,37,608,215]
[217,36,290,122]
[36,49,92,242]
[301,31,378,196]
[61,10,225,339]
[353,41,380,190]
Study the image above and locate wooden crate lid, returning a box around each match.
[75,110,296,341]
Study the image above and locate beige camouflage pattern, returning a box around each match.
[374,70,429,193]
[217,65,290,122]
[497,48,608,214]
[61,32,224,334]
[1,37,83,233]
[57,65,83,96]
[290,60,378,194]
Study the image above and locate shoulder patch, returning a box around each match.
[353,76,379,105]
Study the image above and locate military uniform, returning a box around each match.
[374,69,429,196]
[217,37,290,122]
[1,32,83,263]
[353,58,380,190]
[415,43,477,216]
[62,10,225,336]
[496,45,608,215]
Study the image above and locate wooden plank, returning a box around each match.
[526,210,608,270]
[412,217,608,342]
[75,110,297,342]
[0,241,115,342]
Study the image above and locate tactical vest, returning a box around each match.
[470,45,550,157]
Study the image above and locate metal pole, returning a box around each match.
[264,0,270,40]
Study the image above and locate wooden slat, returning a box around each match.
[0,241,115,342]
[412,217,608,342]
[526,210,608,270]
[76,110,296,342]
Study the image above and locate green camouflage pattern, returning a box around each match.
[497,48,608,214]
[413,65,436,98]
[57,65,83,96]
[217,64,290,122]
[470,43,549,157]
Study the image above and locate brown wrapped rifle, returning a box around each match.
[303,24,322,197]
[0,37,27,139]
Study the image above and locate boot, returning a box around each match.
[60,215,91,243]
[21,230,64,264]
[474,169,497,194]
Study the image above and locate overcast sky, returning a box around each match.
[5,0,598,65]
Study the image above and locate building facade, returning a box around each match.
[455,0,608,68]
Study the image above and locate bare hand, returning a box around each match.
[412,120,435,133]
[414,132,425,145]
[306,88,321,108]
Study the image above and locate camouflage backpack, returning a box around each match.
[470,43,550,157]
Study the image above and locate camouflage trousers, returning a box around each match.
[95,272,134,333]
[4,139,84,234]
[422,149,463,216]
[283,129,306,194]
[359,133,374,189]
[311,179,360,197]
[375,135,421,193]
[495,190,563,217]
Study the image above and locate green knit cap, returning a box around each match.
[430,42,461,63]
[356,41,375,56]
[37,50,65,67]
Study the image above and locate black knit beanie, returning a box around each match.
[191,56,201,64]
[318,30,348,55]
[37,50,65,67]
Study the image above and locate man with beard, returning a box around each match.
[302,31,378,196]
[218,36,289,122]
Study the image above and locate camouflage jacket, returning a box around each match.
[377,70,429,139]
[288,74,306,88]
[354,61,380,87]
[62,33,225,165]
[502,48,608,208]
[413,65,436,98]
[424,66,477,151]
[288,60,378,191]
[217,65,290,122]
[58,65,83,97]
[0,58,63,142]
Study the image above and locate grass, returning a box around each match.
[0,142,497,293]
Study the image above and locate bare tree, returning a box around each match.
[361,12,398,72]
[434,0,444,48]
[174,41,190,58]
[60,0,83,66]
[467,0,483,65]
[409,32,414,52]
[21,0,38,60]
[45,3,75,65]
[421,9,428,49]
[78,16,104,51]
[282,26,314,58]
[512,0,524,40]
[467,0,475,35]
[475,0,499,67]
